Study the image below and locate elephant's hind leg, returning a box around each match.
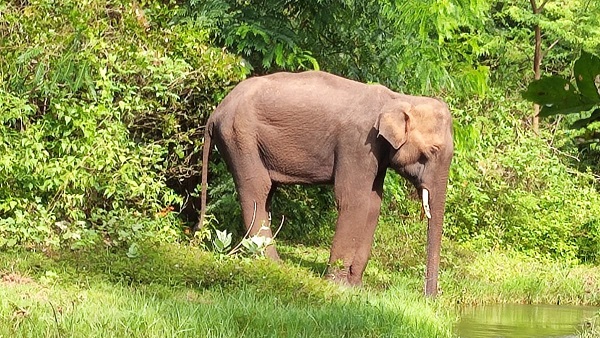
[229,158,280,260]
[214,123,280,260]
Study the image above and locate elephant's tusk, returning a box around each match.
[422,189,432,219]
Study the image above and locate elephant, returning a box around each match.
[198,71,453,296]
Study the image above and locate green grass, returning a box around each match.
[579,314,600,338]
[1,281,447,337]
[2,240,600,337]
[439,248,600,306]
[0,244,454,338]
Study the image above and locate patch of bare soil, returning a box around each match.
[1,272,34,285]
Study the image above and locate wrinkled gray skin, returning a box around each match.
[198,71,453,296]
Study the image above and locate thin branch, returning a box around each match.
[272,215,285,239]
[548,144,581,162]
[548,115,563,147]
[529,0,538,12]
[530,0,551,13]
[547,39,560,51]
[540,38,561,64]
[538,38,561,65]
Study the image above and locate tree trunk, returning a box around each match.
[530,0,548,133]
[532,24,542,133]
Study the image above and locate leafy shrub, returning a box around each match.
[0,0,246,249]
[445,91,600,262]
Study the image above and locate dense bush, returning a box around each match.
[2,0,600,272]
[0,0,247,249]
[446,92,600,262]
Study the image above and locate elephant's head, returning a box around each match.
[375,98,453,296]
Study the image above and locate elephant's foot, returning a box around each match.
[264,245,282,262]
[324,265,362,287]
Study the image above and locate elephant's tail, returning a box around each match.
[196,121,212,233]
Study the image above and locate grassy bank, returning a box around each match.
[0,244,453,338]
[2,241,600,337]
[440,249,600,306]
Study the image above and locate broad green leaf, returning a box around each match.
[574,52,600,101]
[522,77,576,105]
[540,101,598,117]
[127,243,140,258]
[522,76,596,116]
[572,108,600,129]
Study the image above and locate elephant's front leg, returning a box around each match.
[327,174,378,286]
[346,172,385,285]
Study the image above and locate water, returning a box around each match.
[455,304,598,338]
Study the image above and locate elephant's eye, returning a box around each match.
[428,144,441,156]
[419,144,441,160]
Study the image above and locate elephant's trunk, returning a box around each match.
[423,160,451,297]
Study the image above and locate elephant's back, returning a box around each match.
[254,72,385,121]
[210,71,391,139]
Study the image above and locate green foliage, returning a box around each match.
[577,219,600,263]
[523,51,600,174]
[212,229,232,253]
[182,0,492,95]
[533,0,600,52]
[181,0,320,72]
[523,52,600,118]
[445,91,600,263]
[380,0,491,94]
[522,50,600,164]
[474,0,600,90]
[272,185,336,245]
[0,0,247,249]
[372,173,426,275]
[442,250,600,305]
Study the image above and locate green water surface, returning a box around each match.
[455,304,598,338]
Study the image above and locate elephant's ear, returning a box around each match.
[375,101,411,150]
